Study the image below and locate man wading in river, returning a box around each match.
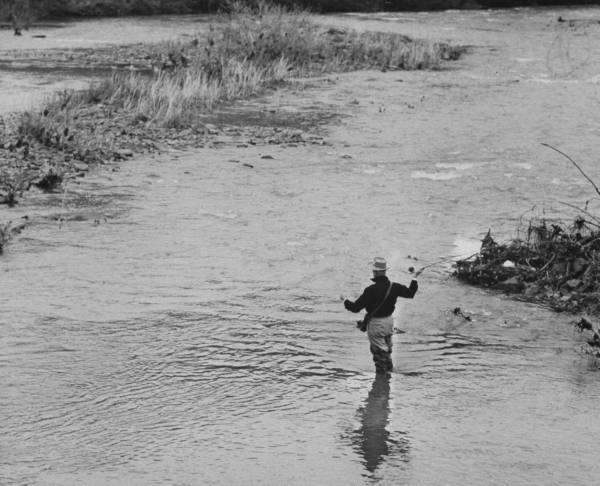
[343,257,418,373]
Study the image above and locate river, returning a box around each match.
[1,7,600,486]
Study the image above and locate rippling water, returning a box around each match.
[2,7,600,486]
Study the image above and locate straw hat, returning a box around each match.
[371,257,388,272]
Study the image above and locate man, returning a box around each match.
[343,257,418,373]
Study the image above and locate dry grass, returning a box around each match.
[96,1,459,126]
[106,57,290,127]
[207,1,457,72]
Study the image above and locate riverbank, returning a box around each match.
[3,0,600,22]
[0,2,464,246]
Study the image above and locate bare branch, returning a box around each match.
[558,201,600,227]
[542,143,600,197]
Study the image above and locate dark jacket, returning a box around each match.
[344,276,418,318]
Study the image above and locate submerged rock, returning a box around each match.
[34,171,62,192]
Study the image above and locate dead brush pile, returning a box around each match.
[455,145,600,317]
[455,217,600,315]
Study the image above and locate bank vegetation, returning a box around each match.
[3,0,600,26]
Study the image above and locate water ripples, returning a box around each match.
[4,7,600,485]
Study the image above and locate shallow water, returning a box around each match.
[2,7,600,486]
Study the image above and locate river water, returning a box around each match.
[2,7,600,486]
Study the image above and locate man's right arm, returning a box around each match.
[344,291,367,313]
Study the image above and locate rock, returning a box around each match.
[523,283,541,298]
[494,276,524,293]
[572,258,588,274]
[326,27,347,36]
[34,172,63,191]
[204,124,219,135]
[502,260,515,268]
[117,149,134,158]
[551,262,567,275]
[565,279,582,290]
[72,162,89,172]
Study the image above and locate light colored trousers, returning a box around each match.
[367,316,394,352]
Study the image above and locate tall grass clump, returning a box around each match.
[213,1,459,73]
[107,57,290,126]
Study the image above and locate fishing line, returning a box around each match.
[409,252,475,277]
[408,236,516,277]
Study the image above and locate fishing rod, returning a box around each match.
[408,250,481,277]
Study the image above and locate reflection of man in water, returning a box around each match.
[353,373,409,473]
[358,373,391,472]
